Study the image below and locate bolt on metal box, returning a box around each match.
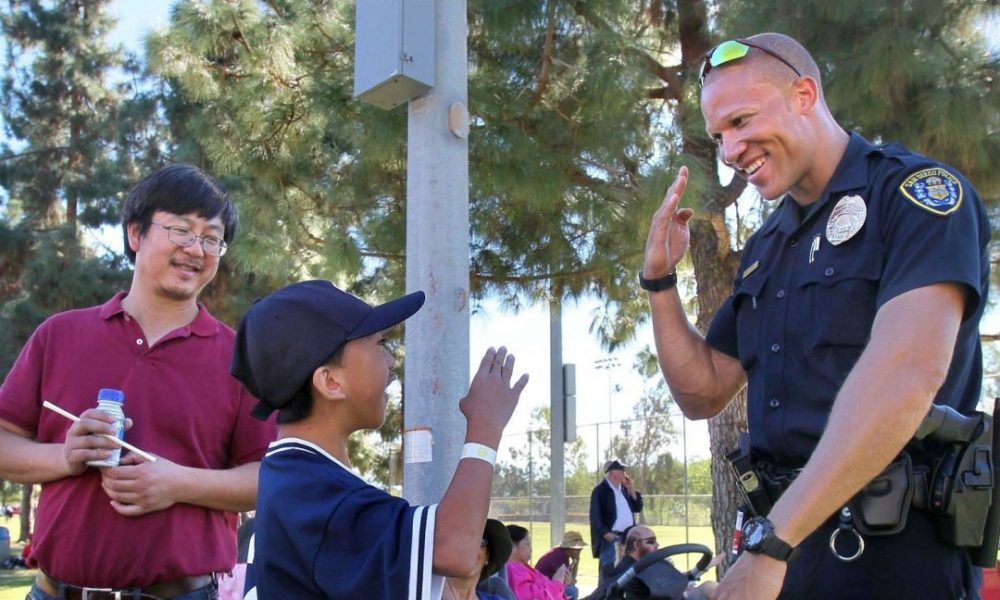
[354,0,435,109]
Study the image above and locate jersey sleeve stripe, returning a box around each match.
[409,504,440,600]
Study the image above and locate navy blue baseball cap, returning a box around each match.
[231,279,425,419]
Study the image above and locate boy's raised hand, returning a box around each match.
[460,346,529,448]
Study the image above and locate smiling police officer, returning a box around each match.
[642,32,990,600]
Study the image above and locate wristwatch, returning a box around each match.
[638,271,677,292]
[741,517,798,561]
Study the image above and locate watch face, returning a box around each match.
[742,518,770,550]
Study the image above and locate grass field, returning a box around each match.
[0,516,719,598]
[0,515,34,600]
[507,521,719,594]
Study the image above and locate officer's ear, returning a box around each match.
[791,75,819,115]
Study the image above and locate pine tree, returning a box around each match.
[145,0,999,566]
[0,0,155,379]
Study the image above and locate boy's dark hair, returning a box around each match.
[277,348,343,425]
[120,164,238,264]
[506,524,528,544]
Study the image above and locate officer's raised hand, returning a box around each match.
[643,166,694,280]
[709,551,785,600]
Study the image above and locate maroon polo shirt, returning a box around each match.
[0,292,276,587]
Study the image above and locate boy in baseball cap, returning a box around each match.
[231,280,528,599]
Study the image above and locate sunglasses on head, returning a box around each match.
[699,39,801,85]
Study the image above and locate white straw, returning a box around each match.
[42,400,158,463]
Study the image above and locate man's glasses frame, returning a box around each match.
[151,222,229,257]
[699,39,802,85]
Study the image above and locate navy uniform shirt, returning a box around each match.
[244,438,443,600]
[706,132,990,469]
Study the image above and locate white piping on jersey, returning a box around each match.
[267,437,443,598]
[265,437,364,482]
[409,504,441,600]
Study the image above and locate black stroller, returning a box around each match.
[583,543,714,600]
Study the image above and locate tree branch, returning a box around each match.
[529,3,557,108]
[569,1,683,98]
[0,146,69,163]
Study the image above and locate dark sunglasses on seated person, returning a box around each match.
[699,39,801,85]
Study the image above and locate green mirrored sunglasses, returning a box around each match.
[699,39,801,85]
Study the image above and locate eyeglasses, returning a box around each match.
[642,537,658,545]
[151,222,228,257]
[699,39,801,85]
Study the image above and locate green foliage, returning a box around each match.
[146,0,409,302]
[720,0,1000,203]
[0,0,157,377]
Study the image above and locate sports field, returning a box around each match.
[0,516,718,598]
[506,521,718,595]
[0,515,33,600]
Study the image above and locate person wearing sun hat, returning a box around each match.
[445,518,515,600]
[535,530,587,600]
[232,279,529,600]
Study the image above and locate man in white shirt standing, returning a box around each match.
[589,460,644,584]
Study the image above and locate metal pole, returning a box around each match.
[549,296,566,548]
[402,0,469,505]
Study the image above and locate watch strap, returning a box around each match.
[638,271,677,292]
[744,517,798,561]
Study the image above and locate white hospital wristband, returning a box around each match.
[461,443,497,467]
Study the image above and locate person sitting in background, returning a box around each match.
[444,518,513,600]
[505,525,567,600]
[610,525,659,579]
[534,530,586,600]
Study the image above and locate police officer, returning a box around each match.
[642,32,989,600]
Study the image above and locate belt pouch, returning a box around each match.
[849,453,914,536]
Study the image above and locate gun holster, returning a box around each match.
[912,404,994,551]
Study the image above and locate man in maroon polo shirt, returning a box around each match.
[0,164,276,599]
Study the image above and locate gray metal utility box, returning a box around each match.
[354,0,435,109]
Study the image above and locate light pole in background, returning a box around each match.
[594,357,620,425]
[594,357,619,470]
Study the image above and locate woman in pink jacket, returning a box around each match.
[505,525,567,600]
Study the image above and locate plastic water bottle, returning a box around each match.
[86,388,126,468]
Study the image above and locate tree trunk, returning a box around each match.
[688,216,746,575]
[674,0,749,572]
[18,483,32,542]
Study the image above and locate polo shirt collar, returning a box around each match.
[777,132,873,236]
[99,291,220,338]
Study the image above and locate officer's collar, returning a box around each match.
[776,132,874,235]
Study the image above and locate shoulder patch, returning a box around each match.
[899,167,963,216]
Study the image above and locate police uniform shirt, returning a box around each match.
[243,438,442,600]
[706,132,990,468]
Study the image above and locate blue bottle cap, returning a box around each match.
[97,388,125,404]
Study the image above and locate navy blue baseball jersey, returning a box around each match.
[705,132,989,599]
[244,438,442,599]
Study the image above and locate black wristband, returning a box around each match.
[638,271,677,292]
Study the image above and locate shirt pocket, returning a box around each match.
[733,272,768,373]
[798,242,884,353]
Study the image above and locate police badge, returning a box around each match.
[899,168,963,216]
[826,195,867,246]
